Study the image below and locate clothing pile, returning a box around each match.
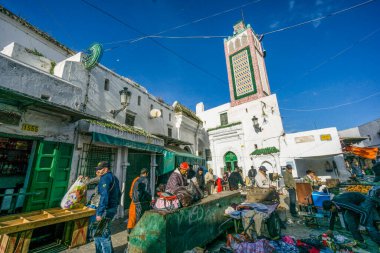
[225,202,278,237]
[222,234,355,253]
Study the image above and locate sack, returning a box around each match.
[154,192,180,211]
[246,187,278,203]
[60,178,87,209]
[174,187,194,207]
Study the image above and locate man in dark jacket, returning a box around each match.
[196,167,206,192]
[132,168,152,224]
[94,161,121,253]
[229,169,245,190]
[248,166,257,186]
[323,192,380,248]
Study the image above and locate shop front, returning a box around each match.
[0,87,99,216]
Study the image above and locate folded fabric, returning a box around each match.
[269,240,299,253]
[232,239,275,253]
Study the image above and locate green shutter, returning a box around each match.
[49,143,73,208]
[26,141,73,211]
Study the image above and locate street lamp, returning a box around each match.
[252,116,262,133]
[110,87,132,118]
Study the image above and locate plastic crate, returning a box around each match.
[311,191,330,208]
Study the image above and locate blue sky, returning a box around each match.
[1,0,379,132]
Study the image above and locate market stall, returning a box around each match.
[0,207,95,253]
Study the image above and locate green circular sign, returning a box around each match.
[83,43,103,70]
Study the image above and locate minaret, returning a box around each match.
[224,21,271,106]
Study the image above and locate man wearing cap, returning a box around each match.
[255,166,271,188]
[94,161,121,253]
[283,164,298,218]
[166,162,190,194]
[132,168,152,225]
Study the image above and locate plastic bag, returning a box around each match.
[60,178,87,209]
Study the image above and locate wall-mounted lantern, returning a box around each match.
[110,87,131,118]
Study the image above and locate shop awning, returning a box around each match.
[0,86,100,122]
[160,146,205,175]
[152,133,192,146]
[251,146,280,156]
[92,132,166,153]
[340,137,368,145]
[345,146,379,160]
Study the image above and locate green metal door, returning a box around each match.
[26,141,73,211]
[224,151,238,172]
[125,150,151,208]
[49,143,73,208]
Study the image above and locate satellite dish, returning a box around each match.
[150,109,161,118]
[82,43,103,70]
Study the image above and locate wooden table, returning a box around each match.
[0,207,95,253]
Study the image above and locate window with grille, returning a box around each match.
[205,149,212,161]
[168,127,172,137]
[78,144,116,188]
[220,113,228,126]
[104,79,110,91]
[125,113,135,126]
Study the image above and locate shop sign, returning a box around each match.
[21,123,39,133]
[295,135,315,143]
[320,134,332,141]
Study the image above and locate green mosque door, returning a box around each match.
[224,151,238,172]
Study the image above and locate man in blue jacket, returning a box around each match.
[94,161,121,253]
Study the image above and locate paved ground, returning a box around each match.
[65,214,378,253]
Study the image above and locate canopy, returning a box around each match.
[159,146,205,175]
[251,146,280,156]
[345,146,379,160]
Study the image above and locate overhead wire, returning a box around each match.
[101,0,377,46]
[274,26,380,94]
[101,0,263,46]
[79,0,227,85]
[281,91,380,112]
[262,0,377,36]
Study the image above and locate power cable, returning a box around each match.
[102,0,263,46]
[263,0,377,36]
[79,0,227,85]
[274,26,380,93]
[281,91,380,112]
[101,0,376,46]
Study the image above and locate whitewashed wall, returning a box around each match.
[197,94,284,177]
[0,13,71,62]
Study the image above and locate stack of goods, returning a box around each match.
[60,178,87,209]
[345,185,371,194]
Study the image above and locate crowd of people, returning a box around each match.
[79,159,380,252]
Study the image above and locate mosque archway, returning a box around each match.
[224,151,238,172]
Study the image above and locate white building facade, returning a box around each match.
[196,21,284,177]
[0,5,206,217]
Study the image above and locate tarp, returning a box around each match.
[160,146,205,175]
[92,132,166,153]
[92,132,205,176]
[345,146,379,160]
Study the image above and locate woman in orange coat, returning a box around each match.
[127,176,139,232]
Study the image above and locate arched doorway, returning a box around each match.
[224,151,238,172]
[184,146,192,153]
